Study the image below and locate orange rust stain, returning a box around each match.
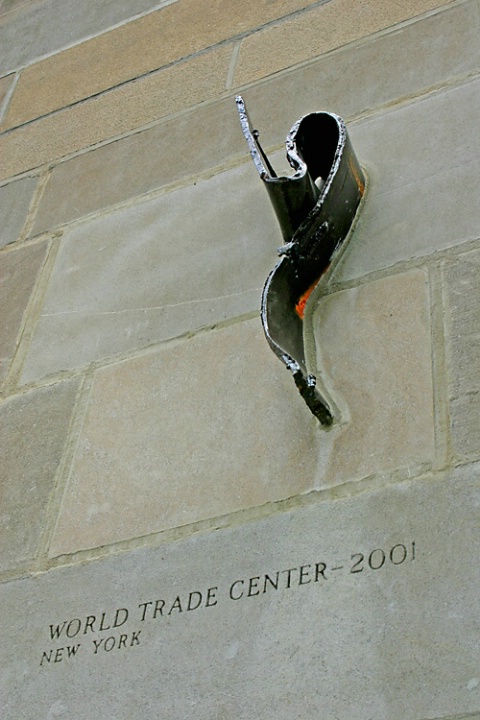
[295,278,320,319]
[295,284,314,319]
[348,156,365,196]
[295,263,331,318]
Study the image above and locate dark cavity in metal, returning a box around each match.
[236,95,365,425]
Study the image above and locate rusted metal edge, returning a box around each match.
[236,95,365,425]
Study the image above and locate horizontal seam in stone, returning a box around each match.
[40,289,262,318]
[22,462,463,573]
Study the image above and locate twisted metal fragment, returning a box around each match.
[236,95,365,425]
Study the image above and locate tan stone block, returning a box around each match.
[0,241,47,384]
[309,270,435,486]
[0,378,80,572]
[0,46,231,180]
[443,249,480,461]
[234,0,453,85]
[2,0,319,130]
[49,319,321,555]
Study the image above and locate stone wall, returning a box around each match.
[1,0,479,717]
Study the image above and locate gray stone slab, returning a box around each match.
[0,0,177,75]
[443,249,480,461]
[0,0,38,15]
[335,77,480,281]
[2,465,480,719]
[31,0,479,235]
[0,378,80,573]
[0,241,47,384]
[21,163,280,383]
[0,175,38,247]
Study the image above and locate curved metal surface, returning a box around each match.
[236,95,365,425]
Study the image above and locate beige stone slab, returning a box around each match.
[0,45,231,180]
[335,76,480,281]
[21,162,280,384]
[309,270,435,486]
[49,318,321,555]
[443,249,480,461]
[0,0,178,75]
[31,0,479,236]
[0,378,80,572]
[234,0,453,85]
[0,241,47,384]
[3,465,480,718]
[0,175,38,247]
[2,0,320,130]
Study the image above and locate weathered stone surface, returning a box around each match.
[0,0,178,76]
[0,45,231,180]
[3,465,480,719]
[336,76,480,281]
[0,175,38,247]
[0,0,31,15]
[21,163,279,383]
[0,72,14,115]
[48,318,320,555]
[31,0,479,235]
[0,378,80,573]
[2,0,319,130]
[32,101,248,234]
[0,241,47,384]
[443,249,480,461]
[309,271,435,486]
[234,0,453,85]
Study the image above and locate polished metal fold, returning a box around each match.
[236,95,365,425]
